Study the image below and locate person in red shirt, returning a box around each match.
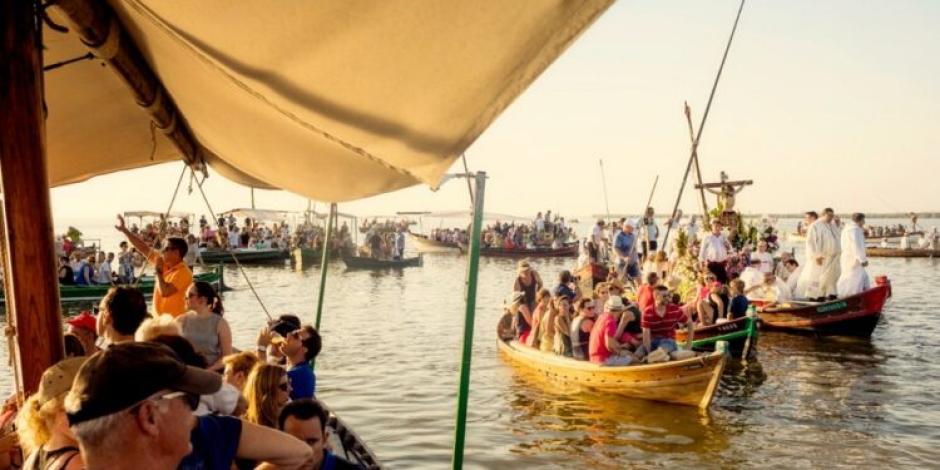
[636,272,659,313]
[588,297,638,366]
[638,285,693,359]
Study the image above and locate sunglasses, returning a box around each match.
[278,381,290,392]
[132,390,199,414]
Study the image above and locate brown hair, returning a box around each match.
[244,364,287,428]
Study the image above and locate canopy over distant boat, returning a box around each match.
[398,210,533,223]
[123,210,193,220]
[42,0,614,202]
[221,208,292,222]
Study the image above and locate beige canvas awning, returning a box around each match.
[44,0,613,202]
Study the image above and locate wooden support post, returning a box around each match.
[0,0,65,393]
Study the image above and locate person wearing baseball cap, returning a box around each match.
[65,311,98,356]
[65,342,222,469]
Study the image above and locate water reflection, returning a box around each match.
[501,356,731,467]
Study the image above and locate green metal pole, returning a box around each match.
[314,203,336,330]
[452,172,486,470]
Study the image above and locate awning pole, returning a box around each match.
[452,171,486,470]
[0,0,65,393]
[314,203,337,330]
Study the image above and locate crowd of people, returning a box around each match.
[480,211,575,250]
[2,216,364,469]
[507,207,885,366]
[425,228,469,245]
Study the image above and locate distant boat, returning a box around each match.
[198,247,289,264]
[408,232,460,253]
[341,254,423,270]
[866,246,940,258]
[458,241,578,258]
[1,267,224,304]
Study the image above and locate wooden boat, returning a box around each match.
[497,338,727,408]
[0,268,224,304]
[291,246,354,265]
[198,247,289,264]
[789,231,922,243]
[326,406,381,470]
[866,246,940,258]
[756,280,890,336]
[675,316,758,358]
[408,232,460,253]
[342,254,422,270]
[575,261,610,295]
[459,241,578,258]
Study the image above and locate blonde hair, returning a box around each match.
[243,364,286,428]
[15,394,63,454]
[134,313,181,341]
[222,352,260,378]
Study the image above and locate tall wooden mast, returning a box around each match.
[0,1,66,392]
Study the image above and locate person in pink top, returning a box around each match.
[638,285,694,358]
[588,297,638,366]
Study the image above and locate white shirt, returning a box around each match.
[698,233,730,263]
[591,225,604,245]
[96,261,112,284]
[752,251,774,273]
[740,267,764,291]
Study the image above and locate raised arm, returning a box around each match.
[115,215,155,258]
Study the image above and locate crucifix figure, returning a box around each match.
[696,171,752,213]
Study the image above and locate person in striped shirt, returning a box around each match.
[637,285,693,359]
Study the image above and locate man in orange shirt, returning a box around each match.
[116,215,193,317]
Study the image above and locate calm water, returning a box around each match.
[2,218,940,468]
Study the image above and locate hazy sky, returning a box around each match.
[52,0,940,221]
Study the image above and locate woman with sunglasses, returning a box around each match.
[244,364,292,429]
[569,298,597,361]
[177,281,233,371]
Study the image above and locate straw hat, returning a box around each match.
[516,260,531,273]
[37,356,87,405]
[604,296,625,312]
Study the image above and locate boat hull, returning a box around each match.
[461,242,578,258]
[756,284,890,336]
[199,248,289,264]
[497,339,726,408]
[675,316,758,358]
[866,247,940,258]
[342,255,422,270]
[408,233,460,253]
[2,268,223,304]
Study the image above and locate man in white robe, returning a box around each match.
[796,208,841,300]
[837,213,871,297]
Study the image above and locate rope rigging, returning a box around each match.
[189,167,274,321]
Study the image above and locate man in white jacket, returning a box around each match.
[837,213,871,297]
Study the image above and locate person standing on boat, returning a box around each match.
[393,228,406,260]
[837,213,872,298]
[641,207,659,260]
[796,208,841,300]
[698,220,731,284]
[614,221,640,282]
[116,215,194,317]
[513,260,543,311]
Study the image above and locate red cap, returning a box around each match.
[66,311,97,333]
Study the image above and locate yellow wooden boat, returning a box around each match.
[497,338,727,408]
